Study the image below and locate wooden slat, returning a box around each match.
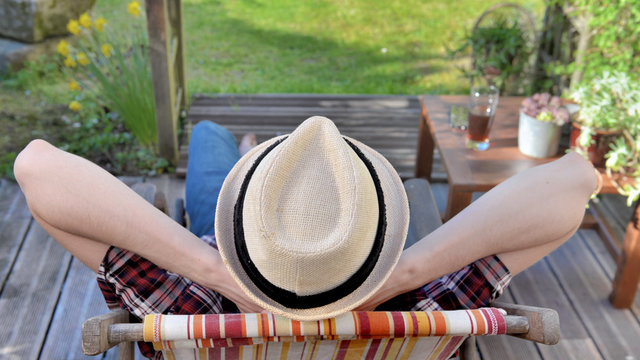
[547,230,640,358]
[0,180,32,292]
[580,229,640,318]
[191,93,422,108]
[508,250,602,359]
[40,257,117,359]
[0,222,72,359]
[180,94,434,181]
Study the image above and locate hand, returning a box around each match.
[355,256,410,311]
[198,248,266,313]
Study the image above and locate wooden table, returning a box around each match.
[415,95,640,309]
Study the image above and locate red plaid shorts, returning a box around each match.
[97,235,510,359]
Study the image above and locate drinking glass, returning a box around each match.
[466,85,500,151]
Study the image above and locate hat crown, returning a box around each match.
[243,117,379,295]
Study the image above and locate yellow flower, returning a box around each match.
[69,80,81,91]
[101,44,114,58]
[128,1,141,17]
[64,56,76,68]
[79,12,92,28]
[57,40,70,56]
[69,101,82,112]
[67,19,81,35]
[77,52,90,66]
[94,16,107,32]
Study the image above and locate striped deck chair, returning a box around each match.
[82,179,560,359]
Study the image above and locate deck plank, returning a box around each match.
[40,257,114,359]
[0,180,33,294]
[509,244,602,359]
[0,221,72,359]
[547,230,640,358]
[580,228,640,319]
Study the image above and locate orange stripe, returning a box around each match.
[367,312,390,336]
[193,315,203,339]
[471,310,486,334]
[291,319,301,336]
[241,313,247,337]
[431,312,447,335]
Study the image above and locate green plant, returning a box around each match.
[452,15,534,94]
[570,70,640,205]
[546,0,640,88]
[56,1,157,147]
[57,100,170,176]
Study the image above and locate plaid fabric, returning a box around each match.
[377,255,511,312]
[97,235,510,359]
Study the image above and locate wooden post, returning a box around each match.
[169,0,188,111]
[415,96,435,180]
[609,203,640,308]
[145,0,187,164]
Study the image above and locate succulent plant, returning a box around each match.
[521,93,570,126]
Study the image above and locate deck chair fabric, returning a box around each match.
[143,308,507,359]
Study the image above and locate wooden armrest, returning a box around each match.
[492,302,560,345]
[131,182,168,215]
[404,178,442,248]
[82,309,132,355]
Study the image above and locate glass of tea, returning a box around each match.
[466,85,500,151]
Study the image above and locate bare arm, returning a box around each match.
[14,139,262,312]
[358,152,598,310]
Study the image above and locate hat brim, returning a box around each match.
[215,134,409,321]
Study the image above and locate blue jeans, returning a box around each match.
[185,121,241,237]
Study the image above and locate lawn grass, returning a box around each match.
[0,0,543,177]
[96,0,543,95]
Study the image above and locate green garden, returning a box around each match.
[1,0,637,192]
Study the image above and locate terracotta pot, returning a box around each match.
[569,122,621,168]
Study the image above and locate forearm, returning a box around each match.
[15,140,219,286]
[372,152,597,304]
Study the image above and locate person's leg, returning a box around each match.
[186,121,242,237]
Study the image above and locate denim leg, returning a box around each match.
[186,121,241,237]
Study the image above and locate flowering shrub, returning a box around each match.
[56,1,157,147]
[570,70,640,205]
[520,93,570,126]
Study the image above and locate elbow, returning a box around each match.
[13,139,56,191]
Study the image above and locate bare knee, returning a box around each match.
[14,139,57,191]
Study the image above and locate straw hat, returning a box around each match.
[215,116,409,321]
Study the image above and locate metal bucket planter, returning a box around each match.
[518,112,561,158]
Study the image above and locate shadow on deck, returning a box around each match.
[0,94,638,359]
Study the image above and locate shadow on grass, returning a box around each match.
[182,2,448,94]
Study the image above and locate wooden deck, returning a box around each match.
[1,94,639,359]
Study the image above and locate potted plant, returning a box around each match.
[518,93,570,158]
[569,71,640,205]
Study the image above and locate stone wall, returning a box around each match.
[0,0,96,43]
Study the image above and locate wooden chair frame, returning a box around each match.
[82,179,559,358]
